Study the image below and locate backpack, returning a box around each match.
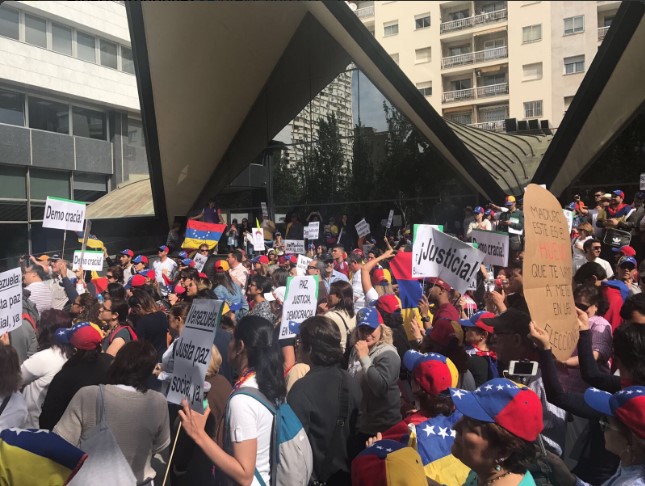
[227,387,313,486]
[108,325,138,344]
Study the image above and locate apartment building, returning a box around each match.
[353,0,620,132]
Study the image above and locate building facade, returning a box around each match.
[353,0,619,132]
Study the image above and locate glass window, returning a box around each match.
[383,22,398,37]
[30,169,70,200]
[524,100,543,118]
[415,14,430,30]
[99,39,118,69]
[0,6,19,40]
[522,24,542,43]
[452,78,472,91]
[564,55,585,74]
[415,47,431,63]
[52,23,72,56]
[0,165,26,199]
[390,53,399,64]
[72,107,106,140]
[28,97,69,134]
[25,14,47,48]
[121,46,135,74]
[77,31,96,62]
[126,118,145,147]
[522,62,543,81]
[564,16,584,35]
[416,81,432,97]
[564,96,574,109]
[73,173,107,202]
[0,88,25,126]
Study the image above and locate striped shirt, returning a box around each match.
[24,281,53,314]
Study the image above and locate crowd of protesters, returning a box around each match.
[1,188,645,486]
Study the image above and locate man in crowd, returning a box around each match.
[320,256,349,293]
[189,197,224,224]
[615,256,641,296]
[581,238,614,278]
[332,245,349,278]
[118,249,135,282]
[421,278,459,331]
[596,189,633,260]
[154,246,177,288]
[486,263,529,315]
[347,254,366,311]
[497,195,524,253]
[306,259,329,305]
[227,250,248,289]
[22,265,53,314]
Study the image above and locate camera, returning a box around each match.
[507,360,538,377]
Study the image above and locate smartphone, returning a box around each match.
[508,360,539,377]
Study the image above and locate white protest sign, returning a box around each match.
[563,209,574,234]
[304,222,320,240]
[589,209,602,237]
[167,299,223,412]
[284,239,305,254]
[261,202,269,218]
[296,255,312,274]
[508,215,523,235]
[386,210,394,229]
[641,173,645,190]
[42,197,86,232]
[71,250,104,271]
[252,228,265,252]
[279,276,319,340]
[412,224,486,294]
[471,229,509,267]
[0,268,22,337]
[193,252,208,272]
[355,218,371,238]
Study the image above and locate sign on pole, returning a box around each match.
[284,239,305,254]
[72,250,104,271]
[563,209,574,234]
[252,228,265,252]
[279,276,318,340]
[193,252,208,272]
[523,184,578,362]
[304,222,319,240]
[0,268,22,337]
[355,219,371,238]
[386,210,394,229]
[261,202,269,219]
[470,229,509,267]
[167,299,223,412]
[296,255,312,274]
[42,197,86,232]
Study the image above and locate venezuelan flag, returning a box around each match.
[182,220,226,250]
[0,428,87,485]
[389,251,426,340]
[76,232,104,250]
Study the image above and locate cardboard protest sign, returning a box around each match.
[252,228,265,252]
[167,299,223,412]
[284,239,305,254]
[523,184,578,362]
[304,222,319,240]
[261,202,268,218]
[296,255,312,274]
[72,250,104,271]
[386,210,394,229]
[193,252,208,272]
[563,209,574,234]
[279,276,318,340]
[470,229,509,267]
[412,224,485,294]
[355,219,370,238]
[0,268,22,337]
[42,197,86,232]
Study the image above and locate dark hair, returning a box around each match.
[299,316,343,366]
[230,250,243,263]
[613,321,645,385]
[234,316,286,404]
[421,338,470,373]
[347,254,362,265]
[75,293,100,323]
[480,421,537,474]
[0,344,21,396]
[107,340,157,392]
[271,268,289,288]
[128,288,159,315]
[250,275,272,294]
[170,302,191,321]
[574,261,607,284]
[27,265,48,281]
[329,280,355,317]
[213,271,236,294]
[37,309,73,358]
[106,282,126,300]
[108,266,124,284]
[179,267,200,282]
[620,293,645,321]
[64,347,103,368]
[574,284,608,316]
[583,238,602,252]
[108,298,130,324]
[416,393,454,418]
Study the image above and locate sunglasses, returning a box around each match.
[591,246,602,251]
[107,274,115,279]
[575,302,590,312]
[619,264,636,271]
[599,417,621,433]
[199,249,209,253]
[307,266,318,270]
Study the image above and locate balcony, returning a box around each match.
[469,120,506,132]
[356,5,374,19]
[440,9,507,34]
[443,82,508,104]
[598,26,610,41]
[441,46,508,69]
[442,88,475,103]
[476,82,509,98]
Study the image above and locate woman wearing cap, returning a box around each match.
[273,231,285,255]
[325,281,357,353]
[360,248,396,301]
[212,267,248,318]
[466,207,492,240]
[460,311,499,385]
[449,378,544,485]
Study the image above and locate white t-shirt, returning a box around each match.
[466,219,492,239]
[20,347,67,427]
[229,376,273,486]
[593,257,614,279]
[154,258,177,285]
[351,271,365,311]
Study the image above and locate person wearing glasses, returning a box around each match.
[581,238,614,278]
[305,259,329,306]
[319,257,349,295]
[615,256,641,297]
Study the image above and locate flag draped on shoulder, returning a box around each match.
[182,220,226,250]
[389,251,424,340]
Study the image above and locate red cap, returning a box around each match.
[258,255,269,264]
[146,269,156,280]
[376,294,400,315]
[126,274,146,289]
[198,272,208,279]
[371,268,387,285]
[619,245,636,257]
[428,277,452,292]
[174,284,186,295]
[352,248,364,257]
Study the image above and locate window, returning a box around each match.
[100,39,118,69]
[522,24,542,43]
[445,111,472,124]
[449,45,471,56]
[481,72,506,86]
[0,88,25,126]
[449,10,470,21]
[52,23,72,56]
[415,47,431,63]
[389,53,399,64]
[524,100,542,118]
[483,38,506,49]
[73,173,107,202]
[603,16,614,28]
[30,169,69,200]
[480,1,505,14]
[479,105,508,122]
[522,62,543,81]
[564,55,585,74]
[25,14,47,48]
[72,107,106,140]
[77,32,96,62]
[452,78,472,91]
[564,96,574,110]
[564,16,584,35]
[0,165,26,199]
[383,21,398,37]
[0,6,19,40]
[415,14,430,30]
[416,81,432,97]
[28,97,69,135]
[121,46,135,74]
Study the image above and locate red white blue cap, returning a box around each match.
[458,311,496,333]
[403,350,458,396]
[612,190,625,199]
[357,307,383,329]
[132,255,148,265]
[178,251,188,259]
[351,439,426,486]
[181,258,195,267]
[158,245,169,253]
[55,322,103,350]
[119,249,134,257]
[584,386,645,439]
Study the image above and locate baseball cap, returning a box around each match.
[480,308,531,336]
[376,294,401,315]
[178,251,188,259]
[450,378,544,442]
[459,310,496,334]
[403,350,458,396]
[158,245,169,253]
[613,245,636,256]
[618,256,637,269]
[132,255,148,265]
[371,268,388,286]
[473,206,484,215]
[351,439,427,486]
[584,386,645,439]
[181,258,195,267]
[612,190,625,199]
[484,209,495,218]
[125,274,146,289]
[258,255,269,265]
[428,319,464,347]
[357,307,383,330]
[635,191,645,200]
[427,277,452,292]
[504,195,516,207]
[36,255,50,262]
[214,260,229,272]
[55,322,103,351]
[50,254,61,261]
[119,249,134,257]
[174,284,186,295]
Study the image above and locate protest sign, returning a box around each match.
[167,299,223,412]
[284,239,305,254]
[523,184,578,362]
[279,276,318,340]
[0,268,22,337]
[261,202,268,218]
[71,250,104,271]
[563,209,574,234]
[412,224,485,294]
[588,209,602,237]
[193,252,208,272]
[470,229,509,267]
[386,210,394,229]
[252,228,264,252]
[296,255,312,274]
[42,197,86,232]
[355,219,370,238]
[304,221,319,240]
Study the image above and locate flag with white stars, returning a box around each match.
[182,221,227,250]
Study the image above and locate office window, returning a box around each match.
[121,46,135,74]
[100,39,118,69]
[564,16,584,35]
[73,173,107,202]
[77,32,96,62]
[564,96,574,110]
[0,88,25,126]
[52,23,72,56]
[564,55,585,74]
[25,15,47,48]
[415,14,430,30]
[383,21,399,37]
[416,81,432,97]
[72,107,106,140]
[0,165,26,199]
[28,97,69,135]
[30,169,69,200]
[523,100,542,118]
[522,62,543,81]
[522,24,542,43]
[415,47,431,63]
[0,6,19,40]
[390,53,399,64]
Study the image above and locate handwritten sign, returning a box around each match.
[304,222,319,240]
[471,229,509,267]
[296,255,312,274]
[192,252,208,272]
[386,210,394,229]
[284,239,305,255]
[261,202,269,218]
[71,250,104,271]
[167,299,223,412]
[355,218,371,238]
[523,184,578,362]
[252,228,265,252]
[0,268,22,337]
[42,196,86,232]
[279,276,318,340]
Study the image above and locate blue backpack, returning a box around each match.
[226,387,313,486]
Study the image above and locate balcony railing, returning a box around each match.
[598,26,610,41]
[356,5,374,18]
[442,88,475,103]
[476,82,509,98]
[469,120,506,132]
[443,82,508,103]
[441,46,508,68]
[440,9,507,34]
